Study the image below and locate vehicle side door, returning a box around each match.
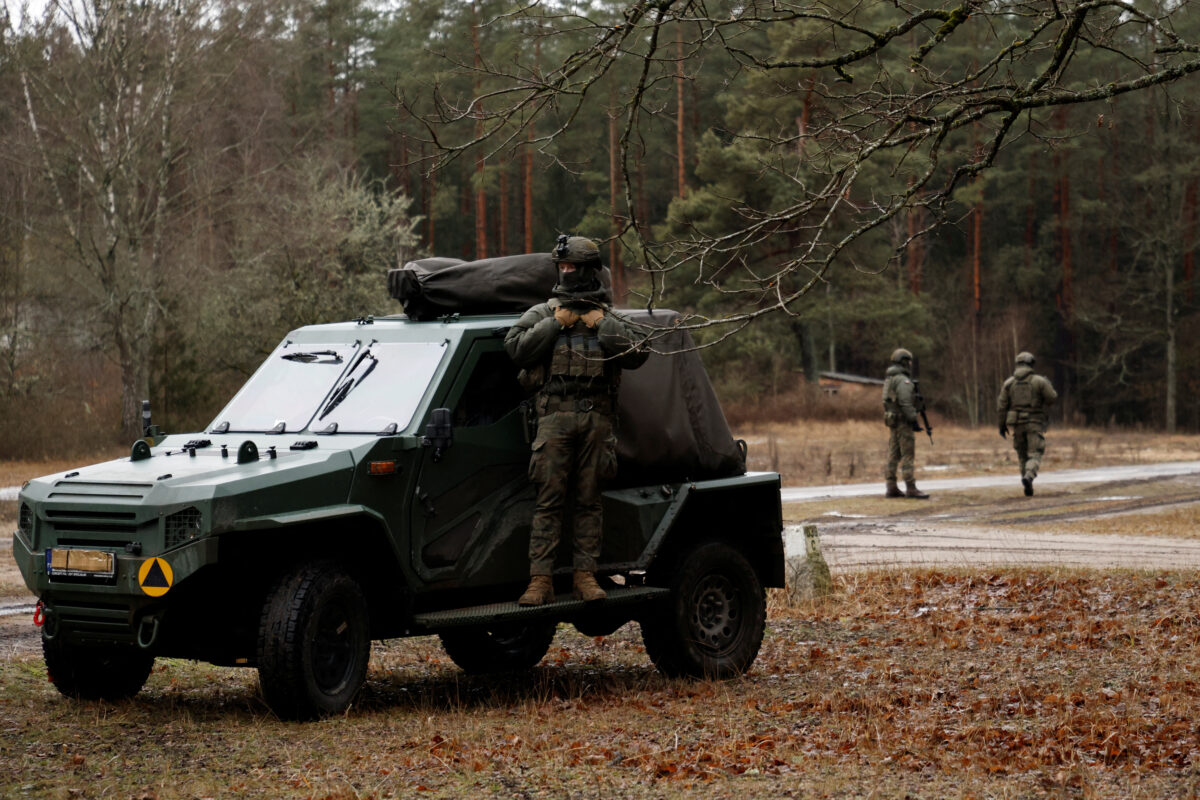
[409,337,533,588]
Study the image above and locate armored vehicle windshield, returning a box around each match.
[208,338,447,435]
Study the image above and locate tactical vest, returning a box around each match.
[1010,377,1038,412]
[542,329,614,397]
[882,375,904,415]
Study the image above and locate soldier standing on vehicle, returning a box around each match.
[882,348,930,499]
[504,236,648,606]
[997,351,1058,496]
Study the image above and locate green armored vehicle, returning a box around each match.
[12,255,784,720]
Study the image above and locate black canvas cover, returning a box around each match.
[614,309,746,485]
[388,253,745,483]
[388,253,610,320]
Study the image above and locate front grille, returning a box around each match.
[48,481,152,501]
[52,601,136,644]
[165,507,202,549]
[44,508,142,549]
[45,509,136,521]
[18,504,32,535]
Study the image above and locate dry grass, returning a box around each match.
[0,453,124,489]
[2,569,1200,798]
[737,421,1200,486]
[1027,503,1200,540]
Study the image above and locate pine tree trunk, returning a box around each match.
[675,27,686,198]
[1052,109,1074,415]
[1166,256,1176,433]
[499,159,509,256]
[524,127,533,253]
[424,142,435,251]
[608,101,623,301]
[472,5,487,259]
[1025,153,1035,274]
[1185,178,1196,303]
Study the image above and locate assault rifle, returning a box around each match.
[912,380,934,445]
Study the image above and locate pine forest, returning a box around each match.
[3,0,1200,455]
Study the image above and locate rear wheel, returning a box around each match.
[641,542,766,679]
[43,636,154,701]
[439,621,557,674]
[257,563,370,720]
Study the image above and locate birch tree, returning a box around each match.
[5,0,203,439]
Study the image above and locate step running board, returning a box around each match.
[412,585,669,630]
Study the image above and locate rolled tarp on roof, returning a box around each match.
[388,253,610,320]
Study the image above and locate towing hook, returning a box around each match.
[40,603,59,640]
[137,615,161,650]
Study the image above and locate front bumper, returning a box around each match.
[13,531,218,647]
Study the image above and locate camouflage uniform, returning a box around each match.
[882,349,929,498]
[504,242,647,598]
[997,353,1058,496]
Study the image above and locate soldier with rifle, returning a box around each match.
[881,348,931,499]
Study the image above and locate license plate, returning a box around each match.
[46,548,116,578]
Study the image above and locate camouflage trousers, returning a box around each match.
[527,410,619,575]
[1011,422,1047,480]
[885,424,916,482]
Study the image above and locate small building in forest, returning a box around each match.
[817,371,884,397]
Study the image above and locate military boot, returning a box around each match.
[904,480,930,499]
[885,479,905,498]
[573,571,607,602]
[518,575,554,606]
[1022,475,1034,497]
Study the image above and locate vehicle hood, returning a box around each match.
[19,433,373,512]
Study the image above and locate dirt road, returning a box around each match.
[779,459,1200,501]
[783,461,1200,570]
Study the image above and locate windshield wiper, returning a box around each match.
[282,350,344,364]
[318,352,378,421]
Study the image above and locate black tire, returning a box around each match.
[641,541,766,679]
[439,621,557,675]
[257,563,370,720]
[42,636,154,701]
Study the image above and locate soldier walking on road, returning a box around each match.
[997,352,1058,496]
[882,348,930,499]
[505,236,648,606]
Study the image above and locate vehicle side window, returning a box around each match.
[454,350,525,427]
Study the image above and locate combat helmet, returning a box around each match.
[552,234,601,266]
[890,348,913,365]
[551,234,605,299]
[1015,352,1035,366]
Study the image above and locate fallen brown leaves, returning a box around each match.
[762,571,1200,783]
[4,569,1200,798]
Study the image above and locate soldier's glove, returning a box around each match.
[554,306,580,328]
[580,309,605,328]
[911,421,922,432]
[999,422,1008,439]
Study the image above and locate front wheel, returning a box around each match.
[257,563,370,720]
[641,542,766,679]
[439,621,557,674]
[43,636,154,701]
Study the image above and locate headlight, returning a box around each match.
[18,503,33,538]
[164,507,202,549]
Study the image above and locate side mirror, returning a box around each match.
[421,408,453,461]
